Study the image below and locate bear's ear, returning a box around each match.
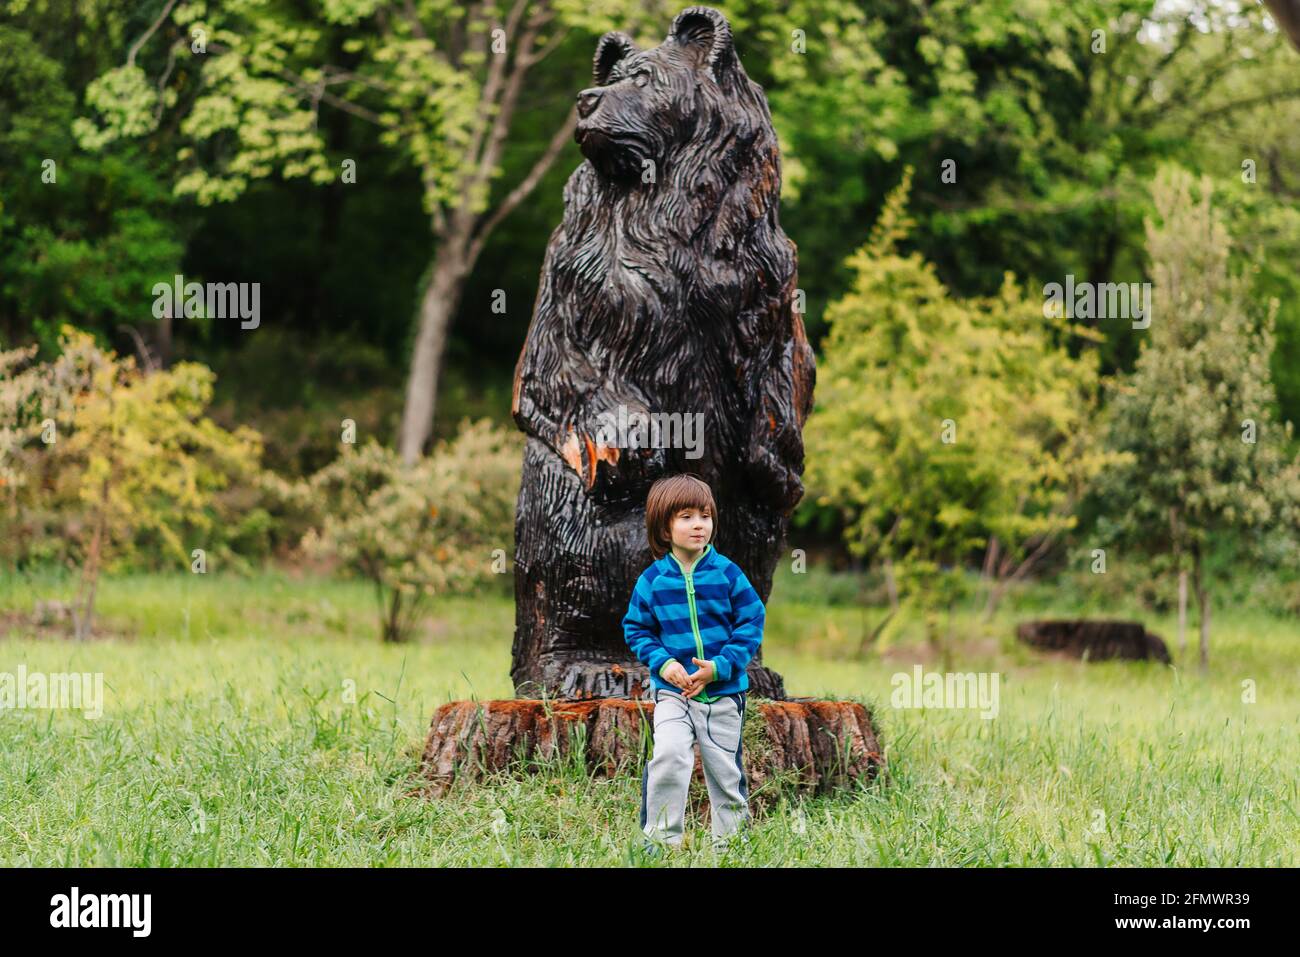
[669,6,736,84]
[593,31,638,85]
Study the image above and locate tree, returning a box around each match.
[755,1,1298,363]
[0,337,101,560]
[1176,14,1300,426]
[72,0,674,462]
[1097,165,1300,671]
[296,418,520,642]
[4,326,263,636]
[804,169,1116,664]
[765,0,1300,545]
[0,20,185,358]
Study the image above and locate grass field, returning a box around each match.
[1,566,1297,866]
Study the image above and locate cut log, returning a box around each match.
[1016,619,1171,663]
[416,696,885,814]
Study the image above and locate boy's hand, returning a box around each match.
[683,658,716,698]
[661,661,691,690]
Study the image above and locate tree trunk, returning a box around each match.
[1016,619,1170,663]
[859,557,900,655]
[1170,507,1185,659]
[1191,541,1210,673]
[1198,585,1211,674]
[884,556,900,613]
[942,603,955,674]
[399,247,469,463]
[1177,568,1188,659]
[73,479,110,640]
[979,536,999,621]
[384,587,403,643]
[157,311,173,368]
[1263,0,1300,53]
[395,3,567,464]
[925,612,951,672]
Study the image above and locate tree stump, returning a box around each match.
[417,696,885,815]
[1016,619,1172,663]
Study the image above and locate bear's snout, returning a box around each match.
[576,88,603,119]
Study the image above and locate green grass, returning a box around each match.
[0,566,1296,866]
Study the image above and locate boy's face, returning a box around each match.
[670,505,713,553]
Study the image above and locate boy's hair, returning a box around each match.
[645,474,717,559]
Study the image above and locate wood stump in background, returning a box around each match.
[1016,619,1171,663]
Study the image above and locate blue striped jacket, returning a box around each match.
[622,544,765,701]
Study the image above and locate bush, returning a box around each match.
[296,417,522,642]
[1,325,264,635]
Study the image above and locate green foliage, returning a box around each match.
[1138,9,1300,423]
[1208,174,1300,431]
[757,0,1296,376]
[7,0,1300,586]
[0,334,98,493]
[1097,166,1300,567]
[296,417,522,642]
[1,326,264,633]
[64,350,262,559]
[72,0,661,212]
[72,64,160,149]
[0,23,185,352]
[805,169,1117,621]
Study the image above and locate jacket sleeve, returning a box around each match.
[711,567,765,683]
[623,573,672,677]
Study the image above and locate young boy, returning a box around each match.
[622,474,766,855]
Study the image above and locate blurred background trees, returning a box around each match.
[2,0,1299,646]
[805,169,1122,667]
[1095,166,1300,669]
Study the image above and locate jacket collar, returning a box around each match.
[662,542,713,576]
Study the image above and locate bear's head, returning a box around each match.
[574,6,751,183]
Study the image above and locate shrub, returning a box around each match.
[297,418,521,642]
[2,325,263,635]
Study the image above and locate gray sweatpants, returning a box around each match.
[640,687,751,850]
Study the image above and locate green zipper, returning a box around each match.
[671,545,717,702]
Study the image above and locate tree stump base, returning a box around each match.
[416,696,885,814]
[1016,619,1172,663]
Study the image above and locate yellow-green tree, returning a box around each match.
[805,170,1117,661]
[1,335,103,570]
[6,327,263,637]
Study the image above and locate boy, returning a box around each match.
[622,474,766,855]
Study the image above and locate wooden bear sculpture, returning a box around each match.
[510,6,815,700]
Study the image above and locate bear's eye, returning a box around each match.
[634,70,651,88]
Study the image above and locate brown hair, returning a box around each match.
[645,474,717,559]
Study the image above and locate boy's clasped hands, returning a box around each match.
[662,657,716,699]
